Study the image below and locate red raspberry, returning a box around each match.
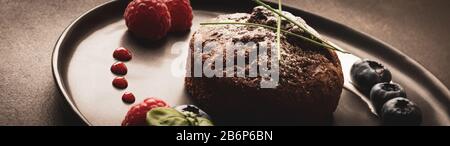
[164,0,193,32]
[124,0,172,40]
[121,97,169,126]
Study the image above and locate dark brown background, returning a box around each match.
[0,0,449,125]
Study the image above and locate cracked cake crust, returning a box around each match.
[185,6,344,124]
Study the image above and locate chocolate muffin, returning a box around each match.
[185,6,344,125]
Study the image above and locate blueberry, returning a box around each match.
[174,105,210,119]
[370,82,407,113]
[381,97,422,126]
[350,59,392,93]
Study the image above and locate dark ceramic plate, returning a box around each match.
[52,0,450,126]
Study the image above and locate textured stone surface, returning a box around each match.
[0,0,448,125]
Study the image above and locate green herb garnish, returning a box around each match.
[253,0,348,53]
[199,0,349,54]
[200,22,343,53]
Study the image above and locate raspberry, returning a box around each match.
[164,0,193,32]
[124,0,172,40]
[121,97,169,126]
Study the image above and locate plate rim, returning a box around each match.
[51,0,116,126]
[51,0,450,126]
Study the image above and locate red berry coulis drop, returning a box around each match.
[113,77,128,89]
[122,92,136,104]
[111,62,128,75]
[113,47,132,61]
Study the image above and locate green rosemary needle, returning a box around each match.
[276,0,282,59]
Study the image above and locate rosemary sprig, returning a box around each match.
[200,22,346,53]
[253,0,349,53]
[276,0,282,59]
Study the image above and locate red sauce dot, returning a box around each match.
[122,92,136,104]
[113,47,132,61]
[111,62,128,75]
[113,77,128,89]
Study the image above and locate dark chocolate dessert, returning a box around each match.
[185,6,344,125]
